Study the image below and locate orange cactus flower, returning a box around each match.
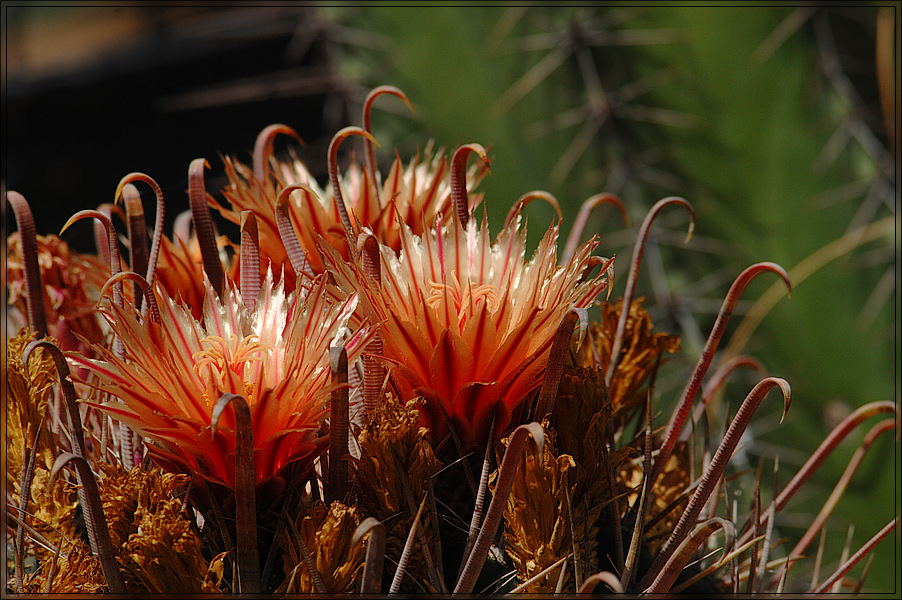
[325,212,611,449]
[68,271,371,489]
[153,232,219,321]
[215,134,488,277]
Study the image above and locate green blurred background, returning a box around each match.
[6,4,898,593]
[333,6,898,592]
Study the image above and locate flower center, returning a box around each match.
[193,334,267,401]
[427,275,500,331]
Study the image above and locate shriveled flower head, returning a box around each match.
[6,233,108,351]
[278,501,366,594]
[326,211,611,449]
[69,270,370,489]
[22,538,108,594]
[579,298,680,422]
[355,394,441,591]
[97,463,224,593]
[6,331,83,560]
[499,425,576,593]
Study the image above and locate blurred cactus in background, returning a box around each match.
[329,6,897,591]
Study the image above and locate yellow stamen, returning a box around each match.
[193,334,268,400]
[427,276,500,331]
